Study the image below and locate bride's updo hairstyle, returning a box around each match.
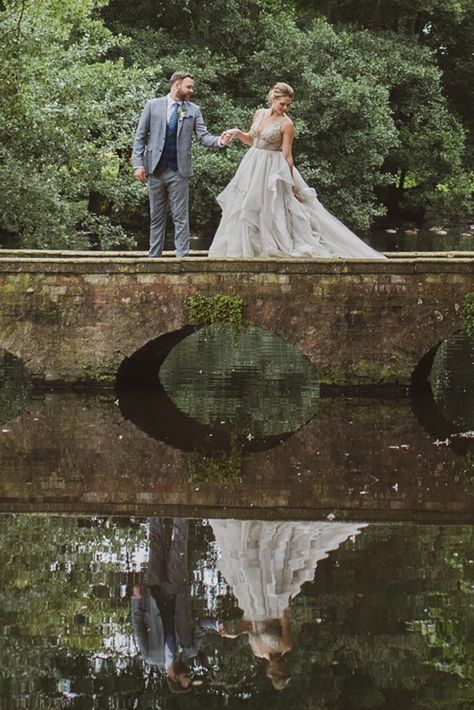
[267,82,294,106]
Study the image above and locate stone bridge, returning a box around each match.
[0,250,473,388]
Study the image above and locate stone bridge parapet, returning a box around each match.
[0,251,473,387]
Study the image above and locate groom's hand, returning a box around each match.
[134,167,146,183]
[220,130,233,146]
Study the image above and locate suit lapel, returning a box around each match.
[158,96,167,136]
[177,100,189,137]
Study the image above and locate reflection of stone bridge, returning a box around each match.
[0,250,473,386]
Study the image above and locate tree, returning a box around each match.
[0,0,155,248]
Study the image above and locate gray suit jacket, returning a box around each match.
[132,96,221,178]
[131,589,220,668]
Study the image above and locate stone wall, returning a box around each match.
[0,254,473,386]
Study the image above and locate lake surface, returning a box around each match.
[0,514,472,708]
[153,226,474,254]
[0,320,473,707]
[1,326,474,520]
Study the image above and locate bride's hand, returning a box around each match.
[293,187,303,203]
[220,130,233,146]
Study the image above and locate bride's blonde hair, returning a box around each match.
[267,82,294,106]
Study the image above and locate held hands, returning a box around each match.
[217,620,239,638]
[220,129,235,146]
[221,128,243,146]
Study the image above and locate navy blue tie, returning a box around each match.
[168,102,179,131]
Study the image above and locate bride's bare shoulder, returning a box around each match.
[252,107,266,118]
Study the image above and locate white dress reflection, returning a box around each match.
[209,519,367,689]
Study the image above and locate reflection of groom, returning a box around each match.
[133,71,231,258]
[131,517,221,694]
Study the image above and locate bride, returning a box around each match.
[208,82,385,259]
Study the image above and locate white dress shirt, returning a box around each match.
[166,94,182,123]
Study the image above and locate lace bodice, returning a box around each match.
[251,109,285,151]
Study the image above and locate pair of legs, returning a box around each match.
[148,517,193,652]
[148,169,190,258]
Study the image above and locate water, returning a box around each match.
[0,326,473,706]
[368,227,474,253]
[0,514,472,708]
[430,331,474,431]
[0,329,474,519]
[141,226,474,254]
[159,325,320,439]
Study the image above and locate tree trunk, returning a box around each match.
[408,12,419,34]
[87,191,104,250]
[371,1,381,28]
[321,0,332,21]
[398,167,406,194]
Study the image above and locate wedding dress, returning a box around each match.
[208,109,385,259]
[209,519,367,620]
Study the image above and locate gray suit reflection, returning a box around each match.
[131,517,219,676]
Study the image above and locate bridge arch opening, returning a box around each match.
[0,347,31,424]
[116,323,321,450]
[410,328,474,452]
[116,325,196,388]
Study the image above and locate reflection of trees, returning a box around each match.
[408,528,474,683]
[159,325,320,439]
[430,330,474,429]
[0,515,148,704]
[0,517,472,707]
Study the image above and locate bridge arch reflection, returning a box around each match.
[410,328,474,455]
[116,324,320,453]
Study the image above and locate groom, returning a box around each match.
[133,71,231,258]
[131,517,223,693]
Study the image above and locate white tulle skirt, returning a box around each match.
[209,520,367,620]
[208,147,385,259]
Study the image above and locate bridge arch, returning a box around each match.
[116,325,197,388]
[0,345,31,424]
[410,328,466,392]
[1,255,473,386]
[116,323,321,449]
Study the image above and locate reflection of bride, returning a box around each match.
[209,519,367,689]
[209,82,385,260]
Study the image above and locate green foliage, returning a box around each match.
[0,0,472,249]
[0,0,156,248]
[187,294,245,336]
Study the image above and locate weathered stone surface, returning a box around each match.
[0,252,473,385]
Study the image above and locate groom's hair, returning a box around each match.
[170,71,194,86]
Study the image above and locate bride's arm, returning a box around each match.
[229,128,253,145]
[228,110,259,146]
[281,120,295,175]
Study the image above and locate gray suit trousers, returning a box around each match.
[148,169,190,258]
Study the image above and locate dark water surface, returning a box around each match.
[0,319,474,706]
[1,325,474,520]
[0,514,472,709]
[158,226,474,254]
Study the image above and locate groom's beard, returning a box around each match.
[176,88,193,101]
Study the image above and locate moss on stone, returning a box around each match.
[187,293,245,337]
